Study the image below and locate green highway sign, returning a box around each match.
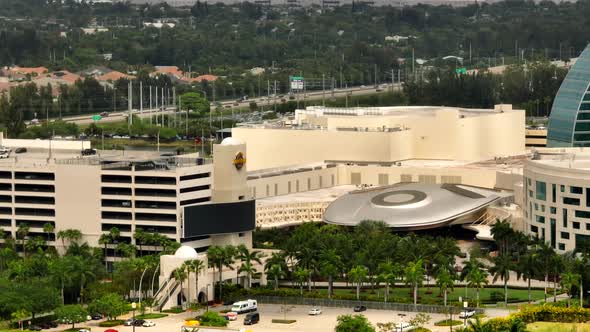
[92,115,102,121]
[455,67,467,74]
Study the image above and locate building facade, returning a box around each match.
[0,138,254,267]
[233,104,525,171]
[522,149,590,252]
[548,44,590,147]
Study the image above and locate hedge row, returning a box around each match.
[481,305,590,330]
[98,319,124,327]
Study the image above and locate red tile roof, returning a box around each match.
[191,74,219,82]
[10,66,48,76]
[96,71,135,82]
[154,66,183,78]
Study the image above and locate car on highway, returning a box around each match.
[143,320,156,327]
[459,309,476,319]
[353,305,367,312]
[123,318,135,326]
[0,153,9,159]
[100,112,109,117]
[15,147,27,154]
[90,313,102,320]
[81,148,96,156]
[308,307,322,315]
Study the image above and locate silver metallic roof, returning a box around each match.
[323,183,510,230]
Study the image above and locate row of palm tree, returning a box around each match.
[173,259,205,306]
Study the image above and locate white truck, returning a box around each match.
[230,299,257,314]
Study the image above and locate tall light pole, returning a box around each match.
[131,302,137,332]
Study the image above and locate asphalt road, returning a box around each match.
[52,84,401,125]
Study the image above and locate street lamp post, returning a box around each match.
[398,313,406,332]
[131,302,137,332]
[463,301,468,327]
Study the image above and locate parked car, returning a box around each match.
[124,318,135,326]
[90,313,102,320]
[81,148,96,156]
[28,326,42,331]
[15,147,27,154]
[353,305,367,312]
[244,312,259,325]
[143,320,156,327]
[79,329,91,332]
[0,146,10,153]
[133,319,146,326]
[104,329,118,332]
[225,312,238,321]
[0,153,9,159]
[308,307,322,315]
[459,309,476,319]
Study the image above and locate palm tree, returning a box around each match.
[42,223,54,243]
[537,242,555,301]
[436,268,456,307]
[560,271,581,307]
[237,245,263,290]
[181,262,192,306]
[173,267,188,306]
[467,316,488,332]
[207,245,236,302]
[294,267,309,296]
[460,257,484,299]
[517,250,540,304]
[319,249,342,299]
[490,253,515,307]
[377,260,398,303]
[49,257,72,304]
[57,229,82,250]
[348,265,368,300]
[16,223,29,256]
[404,259,425,306]
[491,220,513,255]
[98,233,111,271]
[466,267,489,307]
[73,256,96,304]
[266,264,285,291]
[187,259,204,304]
[134,228,146,257]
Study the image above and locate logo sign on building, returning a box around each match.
[290,76,304,91]
[233,152,246,170]
[455,67,467,75]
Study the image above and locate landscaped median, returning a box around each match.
[479,304,590,331]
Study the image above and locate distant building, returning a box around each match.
[547,44,590,147]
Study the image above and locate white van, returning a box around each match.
[230,299,257,314]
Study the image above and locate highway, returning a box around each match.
[54,84,401,125]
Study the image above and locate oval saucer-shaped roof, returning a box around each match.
[323,183,508,230]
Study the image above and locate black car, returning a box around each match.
[81,148,97,156]
[14,147,27,154]
[353,305,367,312]
[28,325,42,331]
[244,312,259,325]
[133,319,146,326]
[91,313,102,320]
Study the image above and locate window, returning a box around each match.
[574,222,581,229]
[288,181,292,193]
[586,223,590,231]
[571,186,583,194]
[561,232,570,239]
[529,190,533,198]
[296,180,299,192]
[587,189,590,207]
[559,243,566,251]
[527,178,531,186]
[534,203,539,211]
[536,215,545,224]
[563,209,568,228]
[351,173,361,185]
[536,181,547,201]
[561,185,566,192]
[541,205,546,212]
[319,176,323,188]
[378,174,389,186]
[550,207,557,214]
[564,197,580,205]
[550,218,556,248]
[552,184,557,203]
[530,225,538,233]
[266,185,269,196]
[274,183,278,195]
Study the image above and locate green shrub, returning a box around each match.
[272,319,296,324]
[135,313,168,320]
[162,306,184,314]
[198,312,228,327]
[512,305,590,323]
[433,319,462,326]
[98,320,124,327]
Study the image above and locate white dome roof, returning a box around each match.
[220,137,243,146]
[174,245,199,259]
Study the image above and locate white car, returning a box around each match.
[0,153,9,159]
[459,309,476,319]
[143,320,156,327]
[79,329,90,332]
[226,312,238,321]
[308,307,322,315]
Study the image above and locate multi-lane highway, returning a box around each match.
[53,84,400,125]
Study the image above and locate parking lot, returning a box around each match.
[44,303,508,332]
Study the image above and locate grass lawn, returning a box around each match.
[136,313,168,319]
[312,286,548,305]
[527,322,590,332]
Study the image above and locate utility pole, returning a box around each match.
[128,81,132,127]
[139,81,143,116]
[154,86,158,126]
[374,64,377,88]
[391,69,394,92]
[161,87,165,127]
[273,80,277,112]
[412,48,415,79]
[322,74,325,106]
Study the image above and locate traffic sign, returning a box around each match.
[92,115,102,121]
[290,76,304,91]
[455,67,467,75]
